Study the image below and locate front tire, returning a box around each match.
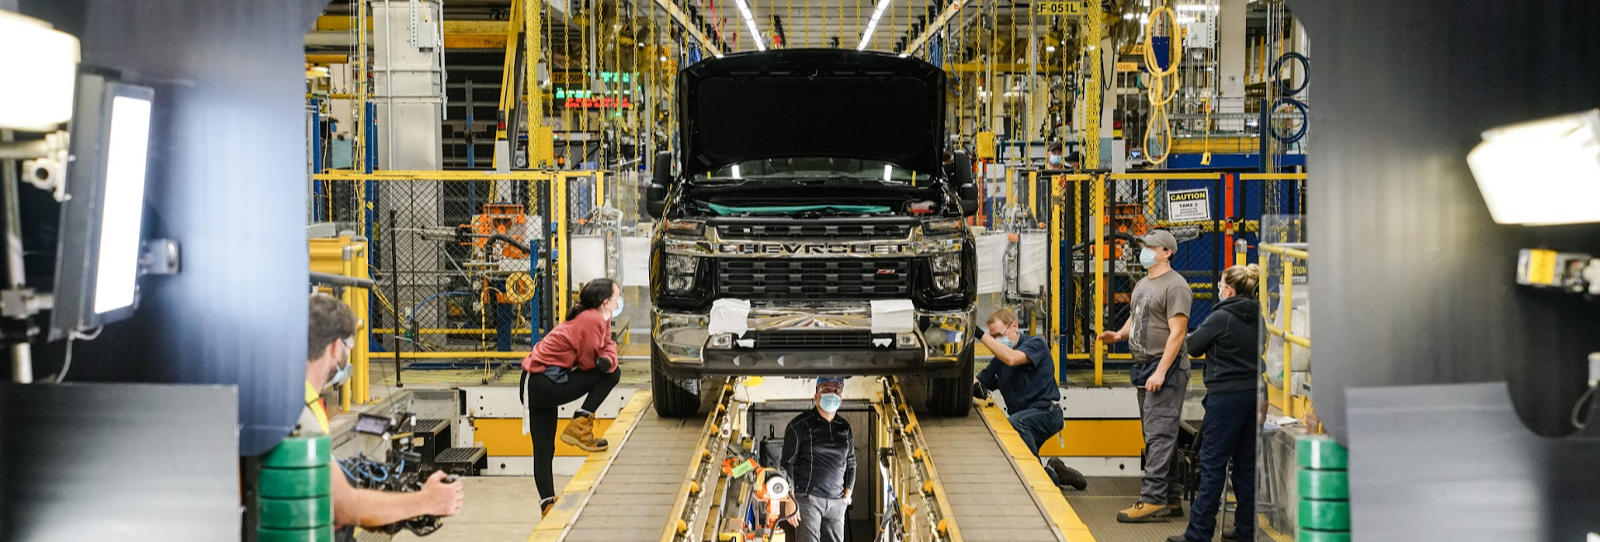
[651,347,702,417]
[925,351,976,417]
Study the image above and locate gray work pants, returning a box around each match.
[1137,366,1190,505]
[793,493,846,542]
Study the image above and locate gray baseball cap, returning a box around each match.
[1138,230,1178,253]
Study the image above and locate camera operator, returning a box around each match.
[298,295,464,528]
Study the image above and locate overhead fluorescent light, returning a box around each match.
[1466,109,1600,225]
[857,0,894,51]
[0,11,81,131]
[733,0,766,52]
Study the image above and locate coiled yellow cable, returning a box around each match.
[1142,4,1181,165]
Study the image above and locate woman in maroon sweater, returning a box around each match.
[522,278,623,514]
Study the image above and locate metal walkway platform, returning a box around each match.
[529,392,707,542]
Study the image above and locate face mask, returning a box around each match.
[611,296,625,318]
[819,393,842,413]
[322,338,355,392]
[1219,285,1233,300]
[1048,155,1062,166]
[1139,248,1159,269]
[997,335,1015,348]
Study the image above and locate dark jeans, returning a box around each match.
[1182,389,1257,542]
[1009,405,1065,485]
[521,368,621,500]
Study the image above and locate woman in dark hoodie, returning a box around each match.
[1169,265,1262,542]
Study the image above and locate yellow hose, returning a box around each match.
[1142,4,1181,165]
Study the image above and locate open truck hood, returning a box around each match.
[677,49,947,178]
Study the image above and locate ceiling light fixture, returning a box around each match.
[856,0,894,51]
[733,0,767,52]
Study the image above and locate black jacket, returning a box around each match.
[780,409,856,499]
[1186,296,1261,394]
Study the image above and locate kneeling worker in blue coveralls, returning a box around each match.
[974,308,1089,491]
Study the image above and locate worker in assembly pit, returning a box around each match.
[973,308,1090,491]
[298,295,464,534]
[780,377,858,542]
[521,278,625,516]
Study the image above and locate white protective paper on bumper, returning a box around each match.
[708,298,752,337]
[975,232,1008,294]
[870,299,916,334]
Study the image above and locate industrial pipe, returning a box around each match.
[0,140,50,160]
[310,271,376,289]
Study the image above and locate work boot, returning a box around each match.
[540,496,558,516]
[1047,458,1089,491]
[1167,502,1185,517]
[1220,529,1239,541]
[1116,502,1169,523]
[561,412,609,452]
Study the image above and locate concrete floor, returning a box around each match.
[392,476,569,542]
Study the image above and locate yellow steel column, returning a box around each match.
[1092,174,1107,386]
[1050,175,1064,383]
[595,171,605,208]
[353,239,371,404]
[1280,247,1295,417]
[1029,171,1039,219]
[555,175,570,316]
[1082,4,1103,170]
[524,0,542,145]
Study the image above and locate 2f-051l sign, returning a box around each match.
[1166,189,1211,222]
[1034,1,1083,16]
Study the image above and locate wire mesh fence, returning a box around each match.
[1050,173,1306,373]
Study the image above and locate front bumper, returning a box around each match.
[652,302,974,378]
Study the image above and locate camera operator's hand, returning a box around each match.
[421,471,465,516]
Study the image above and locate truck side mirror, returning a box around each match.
[951,151,979,217]
[643,151,672,219]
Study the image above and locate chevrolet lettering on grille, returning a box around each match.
[717,243,909,256]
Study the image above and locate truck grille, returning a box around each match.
[717,258,912,299]
[752,330,874,349]
[715,222,912,240]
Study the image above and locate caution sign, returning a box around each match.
[1166,188,1211,222]
[1034,1,1083,16]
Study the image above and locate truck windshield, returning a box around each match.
[696,158,921,183]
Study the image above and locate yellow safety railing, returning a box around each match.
[1258,242,1310,418]
[310,236,373,408]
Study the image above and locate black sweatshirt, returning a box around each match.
[1186,296,1262,395]
[780,409,857,499]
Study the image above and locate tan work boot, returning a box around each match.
[1116,501,1170,523]
[561,412,609,452]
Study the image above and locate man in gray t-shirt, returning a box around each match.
[1098,229,1192,523]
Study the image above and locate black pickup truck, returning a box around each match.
[641,49,980,417]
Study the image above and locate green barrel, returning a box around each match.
[259,466,332,499]
[1297,528,1352,542]
[259,495,334,529]
[1298,468,1350,500]
[1298,499,1351,531]
[1296,435,1348,470]
[261,435,331,469]
[257,527,333,542]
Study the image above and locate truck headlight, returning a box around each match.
[931,253,959,274]
[665,254,699,293]
[934,274,960,292]
[666,254,699,275]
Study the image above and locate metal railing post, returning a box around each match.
[1092,173,1107,387]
